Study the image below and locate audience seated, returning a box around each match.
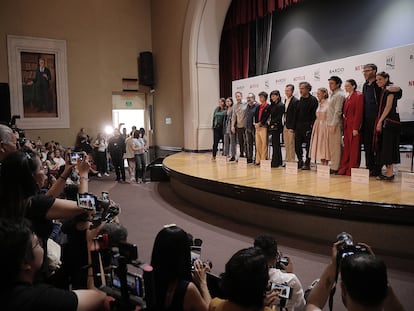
[151,224,211,311]
[210,247,272,311]
[254,235,305,310]
[0,219,106,311]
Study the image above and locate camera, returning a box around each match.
[69,152,84,164]
[111,271,144,297]
[336,232,369,264]
[276,256,289,270]
[90,192,120,228]
[271,282,292,300]
[190,240,212,271]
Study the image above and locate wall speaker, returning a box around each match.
[139,51,154,87]
[0,83,11,125]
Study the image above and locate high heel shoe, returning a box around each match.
[378,174,395,181]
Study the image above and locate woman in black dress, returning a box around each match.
[374,72,401,181]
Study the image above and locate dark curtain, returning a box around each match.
[219,0,302,97]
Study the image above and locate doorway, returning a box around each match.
[112,109,145,134]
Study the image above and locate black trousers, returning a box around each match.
[111,154,125,181]
[362,118,381,174]
[212,127,223,157]
[295,128,311,162]
[135,153,146,179]
[270,130,282,167]
[95,151,107,174]
[236,127,246,157]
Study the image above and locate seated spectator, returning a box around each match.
[53,149,66,168]
[151,225,211,311]
[209,247,272,311]
[45,151,59,174]
[0,124,18,163]
[305,243,404,311]
[254,235,305,310]
[0,218,106,311]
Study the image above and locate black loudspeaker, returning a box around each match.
[0,83,11,125]
[139,51,154,87]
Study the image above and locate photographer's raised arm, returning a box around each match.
[46,155,74,197]
[305,243,338,311]
[77,152,90,194]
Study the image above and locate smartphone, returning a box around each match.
[111,271,144,297]
[271,283,292,300]
[77,193,96,210]
[70,152,84,164]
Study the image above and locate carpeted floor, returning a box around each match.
[88,175,414,311]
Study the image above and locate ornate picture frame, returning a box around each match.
[7,35,70,129]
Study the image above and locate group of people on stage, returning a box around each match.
[212,63,402,180]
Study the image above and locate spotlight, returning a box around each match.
[104,125,114,135]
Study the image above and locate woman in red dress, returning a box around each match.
[337,79,363,176]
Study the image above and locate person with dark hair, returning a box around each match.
[254,236,305,310]
[310,87,330,166]
[361,64,402,177]
[224,97,237,161]
[210,247,271,311]
[108,128,126,182]
[338,79,364,176]
[245,93,259,164]
[327,76,346,174]
[151,225,211,311]
[133,130,146,183]
[305,243,404,311]
[293,82,318,170]
[232,91,247,159]
[93,132,108,178]
[212,98,227,160]
[254,92,271,166]
[0,219,106,311]
[283,84,299,164]
[268,90,285,168]
[374,72,401,181]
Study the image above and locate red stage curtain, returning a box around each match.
[220,0,302,97]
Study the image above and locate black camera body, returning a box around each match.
[275,256,289,270]
[336,232,369,265]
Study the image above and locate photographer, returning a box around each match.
[210,247,272,311]
[0,219,106,311]
[305,241,405,311]
[254,235,305,310]
[151,225,211,311]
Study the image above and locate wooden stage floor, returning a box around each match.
[163,152,414,206]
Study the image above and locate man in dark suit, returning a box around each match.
[293,82,318,170]
[108,128,126,182]
[28,58,52,112]
[283,84,299,164]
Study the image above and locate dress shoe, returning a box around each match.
[330,169,338,175]
[247,158,253,164]
[229,157,235,162]
[297,160,304,169]
[301,164,310,170]
[377,174,395,181]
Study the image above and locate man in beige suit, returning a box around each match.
[327,76,346,174]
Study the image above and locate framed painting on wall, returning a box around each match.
[7,35,70,129]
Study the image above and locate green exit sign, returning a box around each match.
[125,101,132,107]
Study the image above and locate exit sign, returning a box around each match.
[125,101,132,107]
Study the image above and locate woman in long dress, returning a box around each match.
[310,87,330,165]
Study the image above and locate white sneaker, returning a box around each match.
[130,177,136,182]
[97,173,102,178]
[104,172,110,176]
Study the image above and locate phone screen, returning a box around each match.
[77,193,96,210]
[271,283,292,299]
[70,152,83,164]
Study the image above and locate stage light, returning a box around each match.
[104,125,113,135]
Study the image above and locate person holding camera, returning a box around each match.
[210,247,272,311]
[254,235,305,311]
[0,218,106,311]
[151,225,211,311]
[305,238,405,311]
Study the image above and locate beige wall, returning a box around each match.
[0,0,152,146]
[150,0,189,148]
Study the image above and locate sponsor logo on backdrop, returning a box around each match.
[293,75,305,82]
[409,54,414,62]
[409,80,414,87]
[250,83,259,89]
[236,85,245,91]
[314,69,320,81]
[354,64,366,71]
[386,54,395,70]
[329,68,344,75]
[265,80,270,88]
[275,78,287,85]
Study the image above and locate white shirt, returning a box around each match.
[53,156,65,168]
[269,268,306,311]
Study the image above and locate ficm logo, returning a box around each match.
[386,54,395,70]
[314,69,320,81]
[329,68,344,75]
[265,80,269,88]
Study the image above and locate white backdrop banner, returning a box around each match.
[232,44,414,121]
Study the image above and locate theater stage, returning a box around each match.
[163,152,414,258]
